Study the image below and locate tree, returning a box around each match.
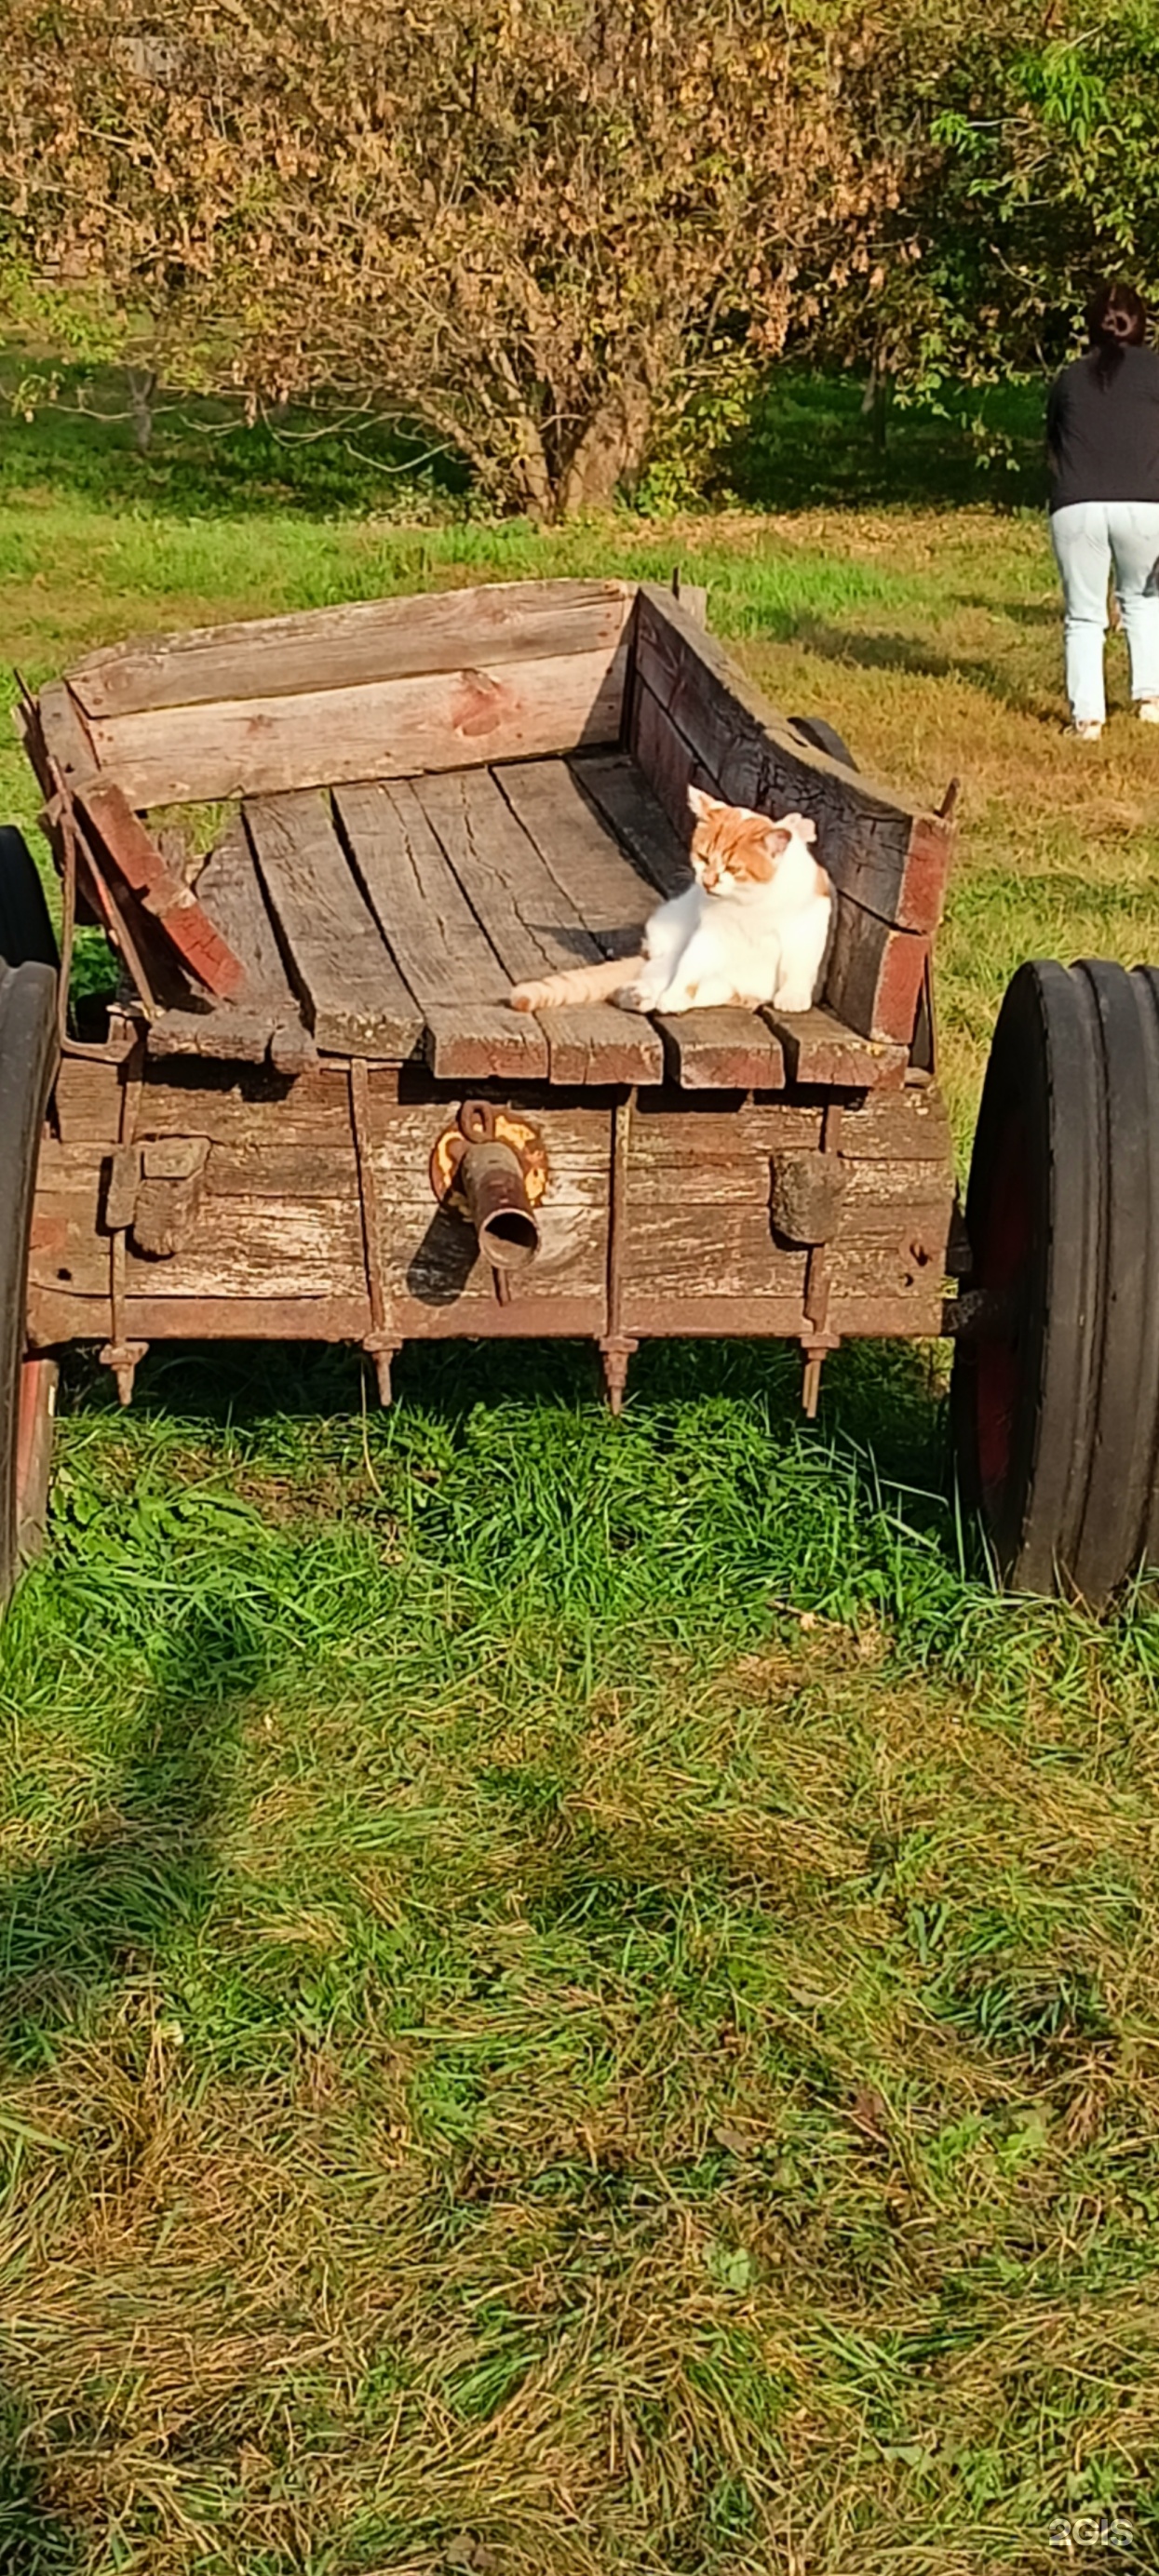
[808,3,1159,411]
[0,0,911,516]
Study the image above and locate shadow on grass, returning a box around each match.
[776,614,1054,718]
[93,1324,944,1450]
[0,1596,256,2068]
[0,356,471,520]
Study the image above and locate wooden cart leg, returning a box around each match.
[601,1088,637,1415]
[600,1333,638,1416]
[363,1332,401,1406]
[349,1059,400,1406]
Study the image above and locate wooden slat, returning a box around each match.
[631,585,952,935]
[331,779,546,1082]
[245,790,424,1059]
[629,681,698,859]
[496,758,656,946]
[145,1007,283,1067]
[413,769,663,1087]
[654,1009,785,1092]
[572,751,691,900]
[67,579,635,719]
[824,894,930,1053]
[192,817,317,1072]
[80,646,629,809]
[35,680,99,785]
[761,1003,906,1092]
[75,781,248,1000]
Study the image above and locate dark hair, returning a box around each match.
[1086,281,1149,385]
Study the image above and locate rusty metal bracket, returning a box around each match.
[600,1087,638,1415]
[431,1100,547,1305]
[350,1057,400,1404]
[799,1100,844,1418]
[99,1036,148,1404]
[430,1101,548,1214]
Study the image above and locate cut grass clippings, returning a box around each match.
[2,381,1159,2573]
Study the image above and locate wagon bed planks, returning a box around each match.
[332,778,547,1081]
[413,767,664,1087]
[245,789,425,1059]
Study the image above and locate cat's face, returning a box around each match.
[686,786,815,894]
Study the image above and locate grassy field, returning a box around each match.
[2,376,1159,2576]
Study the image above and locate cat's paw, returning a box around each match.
[772,985,816,1015]
[617,977,664,1013]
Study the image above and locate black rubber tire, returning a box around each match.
[953,958,1159,1604]
[0,960,60,1607]
[0,825,58,971]
[787,714,859,771]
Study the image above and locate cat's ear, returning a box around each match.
[687,785,722,823]
[762,826,792,860]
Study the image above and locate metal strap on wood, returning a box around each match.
[349,1056,400,1403]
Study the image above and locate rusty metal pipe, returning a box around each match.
[458,1140,541,1269]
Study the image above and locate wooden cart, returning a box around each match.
[4,575,1158,1609]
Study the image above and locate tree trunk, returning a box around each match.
[861,360,891,453]
[127,367,158,453]
[557,382,652,517]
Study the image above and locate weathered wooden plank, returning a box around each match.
[191,815,317,1071]
[146,1007,278,1067]
[495,758,655,946]
[331,778,547,1082]
[75,782,248,1000]
[81,646,629,808]
[48,1054,393,1147]
[534,1008,661,1087]
[825,895,929,1050]
[413,769,663,1087]
[761,1003,907,1092]
[622,1201,808,1305]
[572,751,691,901]
[245,790,424,1058]
[631,584,952,935]
[654,1010,785,1093]
[27,1288,607,1346]
[29,1185,367,1301]
[30,1104,612,1306]
[67,579,636,718]
[34,680,100,786]
[629,681,699,859]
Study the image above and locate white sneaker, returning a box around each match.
[1137,699,1159,723]
[1066,719,1103,740]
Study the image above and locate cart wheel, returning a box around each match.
[952,959,1159,1603]
[788,715,859,771]
[0,959,60,1606]
[0,825,58,970]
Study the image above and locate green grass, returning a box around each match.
[3,376,1159,2575]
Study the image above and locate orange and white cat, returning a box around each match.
[510,786,832,1018]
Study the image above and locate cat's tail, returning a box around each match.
[510,955,645,1013]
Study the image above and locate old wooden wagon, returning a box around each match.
[3,575,1158,1611]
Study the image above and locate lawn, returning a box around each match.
[2,373,1159,2576]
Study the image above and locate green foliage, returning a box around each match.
[888,3,1159,399]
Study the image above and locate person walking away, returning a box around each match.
[1047,282,1159,740]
